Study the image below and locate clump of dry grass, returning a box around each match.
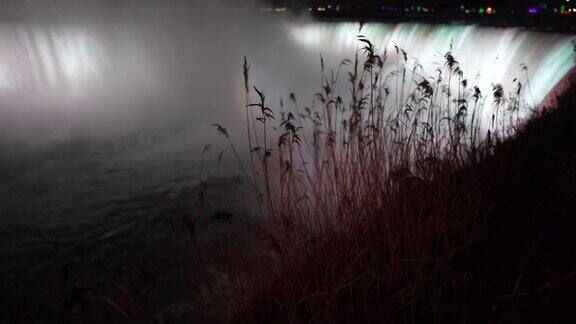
[195,24,574,323]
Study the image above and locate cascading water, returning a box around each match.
[0,19,573,142]
[288,22,575,130]
[0,23,102,90]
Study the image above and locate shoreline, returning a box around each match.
[0,10,575,34]
[311,12,576,33]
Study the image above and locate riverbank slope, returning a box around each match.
[239,74,576,322]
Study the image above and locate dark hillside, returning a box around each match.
[239,77,576,323]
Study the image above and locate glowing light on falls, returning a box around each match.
[289,22,575,129]
[0,23,105,93]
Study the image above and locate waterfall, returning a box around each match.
[288,22,575,128]
[0,17,573,142]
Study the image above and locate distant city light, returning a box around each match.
[293,1,576,16]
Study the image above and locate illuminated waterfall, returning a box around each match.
[0,22,156,103]
[0,18,573,137]
[288,22,575,129]
[0,23,105,91]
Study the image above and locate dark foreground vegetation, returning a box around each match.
[219,36,576,322]
[235,76,576,323]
